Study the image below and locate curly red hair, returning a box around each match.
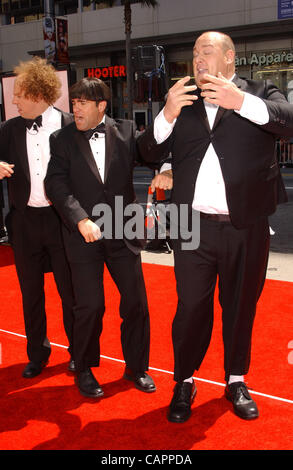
[14,57,61,104]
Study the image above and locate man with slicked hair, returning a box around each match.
[45,77,160,399]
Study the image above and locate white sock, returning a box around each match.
[228,374,244,384]
[183,377,194,383]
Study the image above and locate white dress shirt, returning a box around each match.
[27,106,62,207]
[88,116,106,183]
[155,85,269,214]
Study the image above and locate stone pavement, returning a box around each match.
[141,249,293,283]
[142,189,293,284]
[141,170,293,283]
[142,167,293,282]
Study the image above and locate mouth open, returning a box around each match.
[196,68,210,85]
[74,115,84,126]
[197,67,208,75]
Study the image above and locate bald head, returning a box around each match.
[198,31,235,53]
[193,31,236,87]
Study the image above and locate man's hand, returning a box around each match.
[150,170,173,193]
[0,161,14,179]
[200,73,244,110]
[77,218,101,243]
[163,76,198,123]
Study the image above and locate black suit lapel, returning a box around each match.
[233,74,247,90]
[61,112,73,128]
[73,116,117,184]
[104,116,117,182]
[12,112,73,196]
[15,118,30,182]
[212,106,227,130]
[192,93,211,133]
[212,74,245,130]
[192,94,227,133]
[74,129,103,184]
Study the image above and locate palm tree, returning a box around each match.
[93,0,158,119]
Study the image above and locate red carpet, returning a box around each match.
[0,245,292,451]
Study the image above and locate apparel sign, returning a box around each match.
[235,51,293,67]
[278,0,293,19]
[86,66,127,79]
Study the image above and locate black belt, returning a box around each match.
[200,212,231,223]
[26,205,54,213]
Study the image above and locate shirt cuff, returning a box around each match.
[154,108,176,144]
[235,91,269,125]
[160,162,172,173]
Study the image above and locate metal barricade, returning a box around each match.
[276,139,293,167]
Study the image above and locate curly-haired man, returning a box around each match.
[0,57,75,378]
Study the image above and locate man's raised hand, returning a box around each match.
[163,76,198,123]
[200,72,244,110]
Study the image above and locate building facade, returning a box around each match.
[0,0,293,125]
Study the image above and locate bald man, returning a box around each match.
[138,31,293,422]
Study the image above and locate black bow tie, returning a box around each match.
[25,115,42,130]
[83,123,106,140]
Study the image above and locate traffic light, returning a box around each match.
[131,45,164,74]
[132,45,167,103]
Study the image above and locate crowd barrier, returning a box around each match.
[277,139,293,167]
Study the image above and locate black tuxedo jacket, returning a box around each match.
[139,76,293,229]
[45,115,146,257]
[0,109,73,212]
[0,181,4,208]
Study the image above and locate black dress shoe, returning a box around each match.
[75,368,104,398]
[167,380,197,423]
[68,358,76,373]
[123,367,156,393]
[225,381,259,420]
[22,360,48,378]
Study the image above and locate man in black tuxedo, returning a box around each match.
[0,57,75,378]
[0,180,7,241]
[138,31,293,422]
[45,77,156,398]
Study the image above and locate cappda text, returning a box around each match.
[100,453,192,466]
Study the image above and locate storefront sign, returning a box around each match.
[235,51,293,67]
[85,66,126,79]
[278,0,293,19]
[56,18,69,64]
[43,16,56,63]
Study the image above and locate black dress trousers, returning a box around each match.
[10,205,75,363]
[67,236,150,373]
[172,215,270,383]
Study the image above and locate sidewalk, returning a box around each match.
[141,249,293,283]
[266,251,293,282]
[142,186,293,283]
